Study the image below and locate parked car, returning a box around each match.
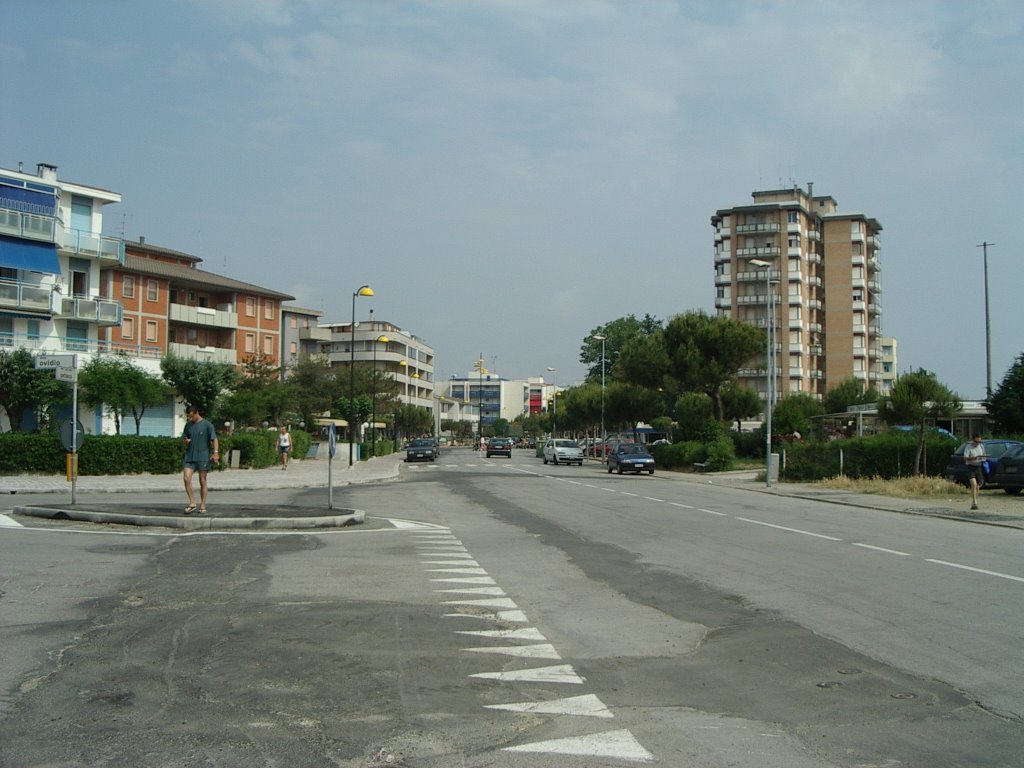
[607,443,656,474]
[486,437,513,458]
[405,438,437,462]
[543,439,584,465]
[985,443,1024,495]
[945,439,1023,487]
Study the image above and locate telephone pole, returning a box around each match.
[977,242,994,398]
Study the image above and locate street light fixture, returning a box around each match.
[589,334,607,454]
[349,284,374,466]
[749,259,775,487]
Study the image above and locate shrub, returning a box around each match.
[780,431,957,482]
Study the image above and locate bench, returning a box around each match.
[693,461,710,472]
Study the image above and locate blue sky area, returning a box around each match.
[2,0,1021,396]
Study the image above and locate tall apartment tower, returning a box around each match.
[712,185,885,403]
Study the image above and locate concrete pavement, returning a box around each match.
[3,449,1023,530]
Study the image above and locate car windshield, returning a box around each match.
[409,439,432,447]
[554,440,578,448]
[620,445,648,455]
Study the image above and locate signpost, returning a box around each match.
[328,424,337,509]
[34,353,80,504]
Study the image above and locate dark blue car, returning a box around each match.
[945,439,1023,488]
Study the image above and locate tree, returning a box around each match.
[673,392,716,442]
[615,331,672,390]
[78,353,167,435]
[878,369,961,474]
[823,377,879,416]
[771,393,825,438]
[395,403,432,438]
[662,311,763,421]
[605,382,664,434]
[720,382,762,432]
[0,348,68,432]
[160,355,237,416]
[286,354,345,429]
[987,353,1024,434]
[580,314,662,381]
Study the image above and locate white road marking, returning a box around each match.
[444,610,529,622]
[503,729,653,761]
[620,492,639,497]
[470,664,584,684]
[486,693,613,718]
[435,586,506,595]
[464,643,562,659]
[441,597,519,609]
[455,628,546,641]
[853,543,911,556]
[736,517,842,540]
[0,514,24,527]
[925,559,1024,583]
[642,496,663,502]
[699,508,728,516]
[419,552,475,559]
[431,576,496,585]
[669,502,693,509]
[425,567,487,574]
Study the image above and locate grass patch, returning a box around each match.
[816,475,967,499]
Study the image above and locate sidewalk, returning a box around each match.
[0,452,404,495]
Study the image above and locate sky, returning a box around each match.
[2,0,1021,398]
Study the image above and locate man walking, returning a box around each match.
[182,404,219,514]
[964,434,987,511]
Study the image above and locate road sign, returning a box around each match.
[328,424,337,458]
[34,353,77,370]
[55,366,77,382]
[60,419,86,452]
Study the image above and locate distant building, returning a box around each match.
[713,185,888,403]
[442,370,530,430]
[280,305,324,366]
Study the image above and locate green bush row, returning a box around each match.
[0,430,314,476]
[651,436,736,472]
[778,432,956,481]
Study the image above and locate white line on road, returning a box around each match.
[735,517,843,540]
[852,543,911,556]
[699,508,728,516]
[642,497,664,502]
[668,502,693,509]
[925,559,1024,583]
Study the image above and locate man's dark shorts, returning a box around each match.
[183,460,211,472]
[968,464,984,485]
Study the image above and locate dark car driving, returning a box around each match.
[945,439,1022,488]
[405,438,437,462]
[486,437,513,458]
[607,443,655,474]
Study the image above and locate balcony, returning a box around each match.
[0,279,56,314]
[808,344,823,356]
[714,297,732,309]
[299,325,332,342]
[868,257,881,272]
[735,223,780,234]
[0,207,57,243]
[169,302,238,328]
[57,225,125,264]
[61,296,122,326]
[736,246,781,257]
[867,279,882,293]
[807,230,820,242]
[737,269,780,282]
[168,342,237,364]
[714,250,731,263]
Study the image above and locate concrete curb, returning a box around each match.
[14,505,367,530]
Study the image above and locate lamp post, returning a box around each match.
[474,355,485,441]
[371,334,389,456]
[349,284,373,466]
[750,259,775,487]
[546,367,557,439]
[978,241,994,398]
[590,334,606,453]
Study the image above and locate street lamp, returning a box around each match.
[750,259,775,487]
[371,334,389,456]
[349,284,374,466]
[589,334,607,453]
[474,355,485,441]
[546,367,557,438]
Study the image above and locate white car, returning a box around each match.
[543,439,584,466]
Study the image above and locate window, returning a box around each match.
[122,317,135,340]
[788,234,800,248]
[146,279,158,301]
[262,335,273,354]
[246,297,256,316]
[245,333,256,353]
[264,300,274,320]
[122,275,135,298]
[290,341,297,355]
[27,319,40,340]
[290,317,298,329]
[0,317,12,346]
[788,210,798,223]
[852,242,863,256]
[145,320,158,342]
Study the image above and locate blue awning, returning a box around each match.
[0,236,61,274]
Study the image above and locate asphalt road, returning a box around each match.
[1,448,1022,767]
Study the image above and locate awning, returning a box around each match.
[314,417,349,427]
[0,236,61,274]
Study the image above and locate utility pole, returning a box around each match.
[977,242,994,398]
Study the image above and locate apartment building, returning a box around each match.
[281,305,324,365]
[1,162,123,360]
[442,370,530,430]
[101,239,295,370]
[712,185,888,403]
[314,317,435,410]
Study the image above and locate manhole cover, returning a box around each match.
[817,681,843,689]
[891,692,917,700]
[837,668,862,675]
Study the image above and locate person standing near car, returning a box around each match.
[964,434,987,511]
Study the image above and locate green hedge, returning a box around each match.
[650,436,736,472]
[779,431,957,481]
[0,429,314,476]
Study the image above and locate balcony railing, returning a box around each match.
[0,279,57,314]
[168,342,237,364]
[0,207,58,243]
[736,246,781,257]
[736,223,780,234]
[57,225,125,264]
[168,302,238,328]
[61,296,122,326]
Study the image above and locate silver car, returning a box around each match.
[543,439,584,466]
